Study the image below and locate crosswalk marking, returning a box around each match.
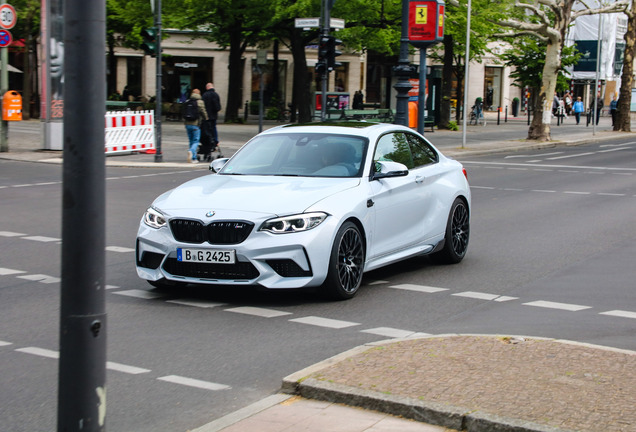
[0,267,26,275]
[0,231,25,237]
[22,235,61,243]
[16,347,59,359]
[0,341,12,347]
[389,284,449,293]
[167,299,226,308]
[453,291,519,302]
[112,289,166,299]
[289,316,360,329]
[225,306,292,318]
[157,375,230,391]
[107,361,151,375]
[16,274,60,284]
[523,300,592,312]
[599,310,636,319]
[361,327,426,339]
[106,246,135,253]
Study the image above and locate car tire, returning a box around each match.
[434,198,469,264]
[322,221,365,300]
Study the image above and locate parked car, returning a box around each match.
[135,122,470,300]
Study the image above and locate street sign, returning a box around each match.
[408,0,445,48]
[0,4,16,30]
[0,29,12,48]
[295,18,320,28]
[330,18,345,29]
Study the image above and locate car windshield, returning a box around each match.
[218,133,368,178]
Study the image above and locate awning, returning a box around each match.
[0,62,22,73]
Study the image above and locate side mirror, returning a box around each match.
[209,158,230,173]
[372,160,409,180]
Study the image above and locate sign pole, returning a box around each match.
[0,1,13,152]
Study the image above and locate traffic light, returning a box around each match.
[326,36,342,71]
[140,27,158,57]
[318,36,330,64]
[315,61,327,75]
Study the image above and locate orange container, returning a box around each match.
[2,90,22,121]
[408,101,418,128]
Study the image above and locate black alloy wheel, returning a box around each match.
[323,221,365,300]
[435,198,470,264]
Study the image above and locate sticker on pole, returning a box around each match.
[0,29,12,48]
[0,4,17,30]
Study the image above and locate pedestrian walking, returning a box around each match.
[183,88,208,164]
[591,91,604,125]
[552,92,560,117]
[201,83,222,160]
[564,91,572,115]
[572,96,585,125]
[609,94,618,126]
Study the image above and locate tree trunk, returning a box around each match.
[439,35,454,129]
[616,2,636,131]
[225,30,245,123]
[527,40,561,140]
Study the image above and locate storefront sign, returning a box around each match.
[408,0,445,48]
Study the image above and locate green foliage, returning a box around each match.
[502,38,581,92]
[447,120,458,131]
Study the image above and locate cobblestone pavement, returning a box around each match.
[285,335,636,432]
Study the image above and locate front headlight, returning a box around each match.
[143,207,167,229]
[260,212,328,234]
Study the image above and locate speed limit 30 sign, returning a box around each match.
[0,4,17,30]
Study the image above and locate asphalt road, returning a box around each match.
[1,136,635,431]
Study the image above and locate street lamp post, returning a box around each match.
[393,0,415,126]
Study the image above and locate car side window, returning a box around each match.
[373,133,414,169]
[405,133,439,167]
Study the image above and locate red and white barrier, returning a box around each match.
[104,110,155,154]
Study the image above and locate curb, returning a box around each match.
[281,334,636,432]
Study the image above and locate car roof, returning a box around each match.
[260,121,414,139]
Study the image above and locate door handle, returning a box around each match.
[415,175,426,184]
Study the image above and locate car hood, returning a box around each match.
[153,174,360,217]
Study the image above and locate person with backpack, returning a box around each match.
[183,88,208,163]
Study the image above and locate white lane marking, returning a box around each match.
[112,289,166,299]
[505,152,564,159]
[157,375,230,391]
[494,296,519,302]
[368,280,389,285]
[105,285,120,290]
[106,246,135,253]
[546,152,596,160]
[523,300,592,312]
[361,327,426,339]
[0,231,26,237]
[597,193,626,197]
[389,284,449,293]
[225,306,292,318]
[599,310,636,319]
[563,191,591,195]
[33,182,59,186]
[167,299,226,308]
[289,316,360,329]
[0,267,26,275]
[471,186,496,190]
[0,341,12,347]
[462,161,636,172]
[598,147,631,153]
[16,347,59,359]
[16,274,60,284]
[531,190,556,193]
[107,361,151,375]
[22,235,61,243]
[451,291,519,301]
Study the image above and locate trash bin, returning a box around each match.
[2,90,22,121]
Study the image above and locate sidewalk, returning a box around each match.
[0,113,628,167]
[2,115,635,432]
[194,335,636,432]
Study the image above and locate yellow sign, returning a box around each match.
[415,6,428,24]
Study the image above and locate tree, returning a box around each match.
[497,0,628,141]
[615,0,636,132]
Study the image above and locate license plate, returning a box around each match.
[177,248,236,264]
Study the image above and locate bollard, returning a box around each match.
[527,108,530,125]
[244,100,249,122]
[497,106,501,125]
[505,106,508,123]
